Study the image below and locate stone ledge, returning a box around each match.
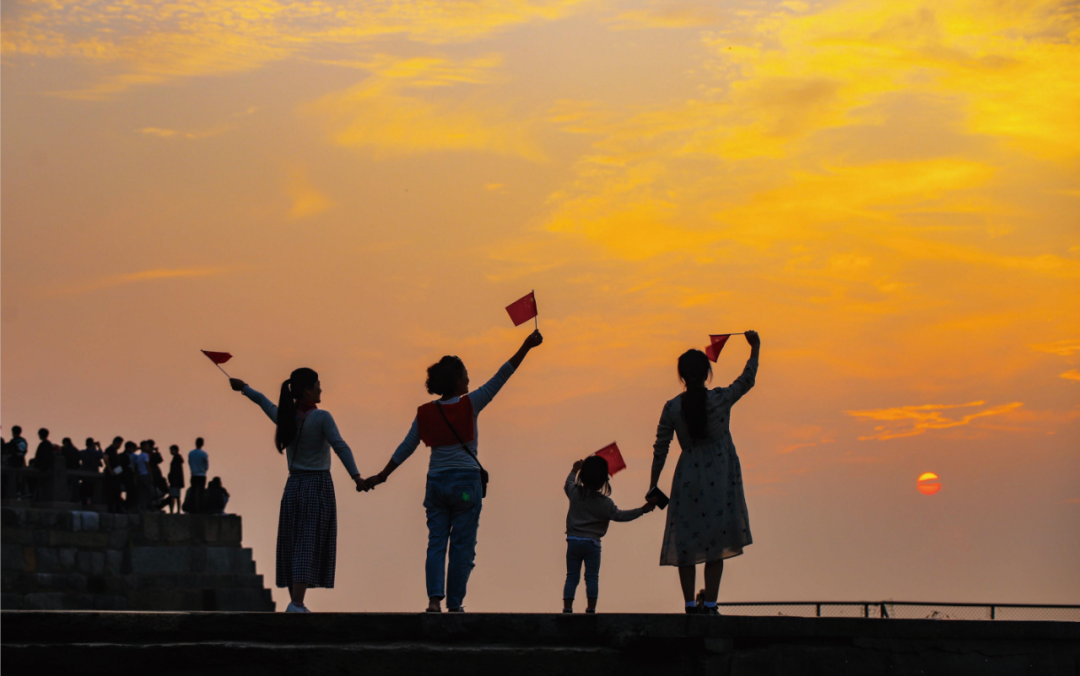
[1,613,1077,676]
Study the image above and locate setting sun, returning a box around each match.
[917,472,942,496]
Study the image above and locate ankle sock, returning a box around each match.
[686,601,698,608]
[704,602,717,608]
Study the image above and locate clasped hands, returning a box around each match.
[355,473,386,493]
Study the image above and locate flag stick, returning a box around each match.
[214,363,232,379]
[533,289,538,331]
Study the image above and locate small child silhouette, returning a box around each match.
[563,455,656,613]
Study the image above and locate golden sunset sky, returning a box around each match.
[2,0,1078,611]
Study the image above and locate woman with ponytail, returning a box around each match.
[229,369,364,613]
[649,330,760,615]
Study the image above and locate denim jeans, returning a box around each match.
[563,538,602,600]
[424,469,483,609]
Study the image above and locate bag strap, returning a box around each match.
[435,400,485,473]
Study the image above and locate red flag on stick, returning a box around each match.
[505,291,538,327]
[201,350,233,377]
[201,351,232,365]
[704,335,731,363]
[593,442,627,476]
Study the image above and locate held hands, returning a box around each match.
[642,497,658,513]
[352,475,365,492]
[229,378,247,392]
[359,473,387,492]
[744,330,760,348]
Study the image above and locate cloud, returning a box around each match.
[306,55,544,159]
[48,267,226,296]
[1061,370,1080,382]
[1,0,593,97]
[846,400,1024,440]
[286,167,332,219]
[1031,340,1080,357]
[139,126,224,140]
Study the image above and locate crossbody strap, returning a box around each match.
[435,401,485,473]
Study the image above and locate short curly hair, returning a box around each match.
[426,356,466,396]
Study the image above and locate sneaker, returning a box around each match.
[447,607,465,613]
[285,603,310,613]
[685,604,701,615]
[562,608,573,614]
[703,605,721,616]
[585,608,595,614]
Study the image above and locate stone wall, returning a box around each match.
[1,508,274,611]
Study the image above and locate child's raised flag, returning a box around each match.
[593,442,627,476]
[705,334,741,362]
[505,291,538,327]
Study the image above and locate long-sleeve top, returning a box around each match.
[391,361,516,476]
[652,355,758,475]
[564,470,645,540]
[188,448,209,477]
[242,386,360,477]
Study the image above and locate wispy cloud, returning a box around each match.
[1031,340,1080,357]
[1061,370,1080,382]
[48,267,227,296]
[846,400,1024,440]
[2,0,593,98]
[286,167,332,219]
[306,55,544,159]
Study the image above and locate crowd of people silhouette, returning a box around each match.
[1,430,230,516]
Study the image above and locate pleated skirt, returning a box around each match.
[276,470,337,588]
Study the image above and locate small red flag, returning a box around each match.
[704,334,731,363]
[201,350,232,365]
[505,291,538,326]
[593,442,627,476]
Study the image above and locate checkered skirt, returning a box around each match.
[276,470,337,589]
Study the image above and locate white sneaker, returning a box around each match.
[286,602,310,613]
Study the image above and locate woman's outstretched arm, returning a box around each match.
[719,330,760,404]
[470,330,544,413]
[509,330,544,370]
[230,378,278,423]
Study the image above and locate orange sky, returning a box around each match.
[2,0,1078,612]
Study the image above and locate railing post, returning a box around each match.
[864,604,869,618]
[991,605,995,620]
[816,604,821,617]
[880,603,888,618]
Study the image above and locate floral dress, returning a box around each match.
[653,356,758,566]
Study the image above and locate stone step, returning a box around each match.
[3,611,1077,647]
[2,586,274,611]
[0,642,633,676]
[2,570,270,595]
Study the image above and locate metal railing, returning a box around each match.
[716,601,1080,622]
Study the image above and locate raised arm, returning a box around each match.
[509,330,543,370]
[565,460,583,498]
[230,379,278,423]
[649,401,675,490]
[469,330,544,412]
[717,330,760,405]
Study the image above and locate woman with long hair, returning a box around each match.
[363,330,544,613]
[649,330,760,615]
[230,368,363,613]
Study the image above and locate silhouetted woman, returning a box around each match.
[230,368,363,613]
[364,330,544,612]
[649,330,760,615]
